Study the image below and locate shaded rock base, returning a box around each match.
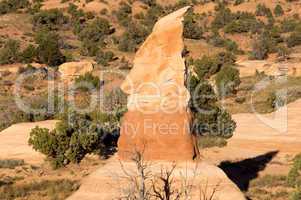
[118,110,195,161]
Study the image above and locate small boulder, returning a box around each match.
[58,61,93,80]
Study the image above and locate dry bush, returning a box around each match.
[118,151,219,200]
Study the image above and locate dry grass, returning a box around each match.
[225,76,301,114]
[0,159,25,169]
[0,179,79,200]
[197,136,227,149]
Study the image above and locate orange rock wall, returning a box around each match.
[118,110,195,160]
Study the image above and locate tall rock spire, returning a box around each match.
[118,7,195,161]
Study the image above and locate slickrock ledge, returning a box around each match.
[67,156,246,200]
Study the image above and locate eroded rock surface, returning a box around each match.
[58,61,93,81]
[120,6,190,112]
[118,7,195,161]
[0,120,58,165]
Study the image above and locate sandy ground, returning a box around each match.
[0,120,58,165]
[202,99,301,175]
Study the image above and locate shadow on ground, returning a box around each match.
[218,150,279,192]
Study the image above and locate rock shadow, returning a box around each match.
[218,150,279,192]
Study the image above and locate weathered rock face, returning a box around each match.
[120,6,190,112]
[58,61,93,80]
[118,7,195,161]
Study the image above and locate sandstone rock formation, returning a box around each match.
[67,156,246,200]
[120,6,190,112]
[58,61,93,81]
[118,7,195,161]
[0,120,58,165]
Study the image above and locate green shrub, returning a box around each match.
[224,18,259,33]
[211,4,234,29]
[96,50,114,66]
[215,65,240,97]
[277,44,291,61]
[250,175,287,188]
[27,0,42,14]
[193,56,220,79]
[0,179,79,200]
[28,111,118,168]
[118,22,148,52]
[20,44,36,63]
[74,73,101,91]
[188,76,236,138]
[140,3,165,30]
[197,136,227,149]
[78,17,113,56]
[32,9,68,31]
[290,187,301,200]
[280,19,301,33]
[139,0,157,6]
[255,3,272,17]
[79,17,112,42]
[287,153,301,187]
[0,0,29,15]
[234,0,244,6]
[274,4,284,17]
[102,88,127,118]
[0,39,20,64]
[216,51,237,65]
[250,34,269,60]
[67,3,85,22]
[188,76,217,113]
[192,105,236,138]
[115,2,132,27]
[0,159,24,169]
[287,31,301,47]
[35,30,65,66]
[183,10,203,39]
[80,39,100,57]
[224,39,239,53]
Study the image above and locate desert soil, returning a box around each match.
[0,98,300,198]
[202,98,301,175]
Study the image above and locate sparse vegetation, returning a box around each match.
[247,153,301,200]
[287,153,301,187]
[74,72,102,91]
[118,22,148,52]
[0,0,29,15]
[215,65,240,97]
[183,10,203,39]
[0,159,24,169]
[96,50,115,66]
[32,9,68,31]
[28,110,119,168]
[0,179,79,200]
[0,39,20,64]
[35,30,65,66]
[78,17,113,56]
[287,31,301,47]
[198,136,227,149]
[274,4,284,17]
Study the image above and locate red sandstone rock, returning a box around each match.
[118,110,194,160]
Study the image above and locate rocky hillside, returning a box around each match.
[0,0,301,133]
